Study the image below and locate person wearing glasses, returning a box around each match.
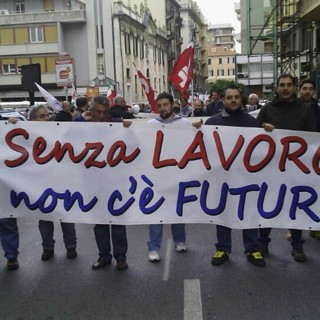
[29,104,78,261]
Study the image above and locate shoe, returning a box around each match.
[260,247,269,257]
[116,260,128,271]
[7,257,19,270]
[148,251,160,262]
[211,250,229,266]
[92,258,111,270]
[286,230,292,241]
[291,248,307,262]
[66,248,77,259]
[309,231,320,240]
[247,251,266,267]
[175,242,187,252]
[41,250,54,261]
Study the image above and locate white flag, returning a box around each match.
[35,82,62,112]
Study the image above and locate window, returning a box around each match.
[3,64,17,74]
[140,39,144,59]
[228,57,235,64]
[217,69,224,76]
[30,27,44,43]
[228,69,235,76]
[208,58,211,65]
[124,33,131,54]
[126,68,130,79]
[158,47,162,64]
[218,58,223,64]
[135,75,138,94]
[208,70,214,77]
[153,46,157,63]
[133,36,138,57]
[15,1,25,13]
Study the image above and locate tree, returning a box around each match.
[208,80,245,97]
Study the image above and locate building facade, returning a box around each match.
[207,24,236,84]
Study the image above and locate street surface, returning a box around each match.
[1,220,320,320]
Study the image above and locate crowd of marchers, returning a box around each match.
[0,75,319,271]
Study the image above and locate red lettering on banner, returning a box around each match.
[152,130,177,168]
[178,131,211,170]
[312,147,320,174]
[213,131,244,171]
[279,136,310,173]
[5,128,29,167]
[5,128,140,169]
[243,134,276,172]
[107,141,140,167]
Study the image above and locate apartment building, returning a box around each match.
[207,24,236,84]
[235,0,275,98]
[0,0,211,104]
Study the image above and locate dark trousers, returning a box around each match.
[94,224,128,261]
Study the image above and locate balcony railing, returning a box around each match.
[0,9,86,25]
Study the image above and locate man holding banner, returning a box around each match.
[146,92,192,262]
[75,95,128,271]
[257,74,316,263]
[205,84,266,267]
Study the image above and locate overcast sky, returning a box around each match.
[195,0,241,33]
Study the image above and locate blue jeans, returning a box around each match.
[147,224,186,251]
[38,221,77,250]
[94,224,127,262]
[259,228,304,250]
[215,225,260,254]
[0,218,19,259]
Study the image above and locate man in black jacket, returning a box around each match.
[257,74,316,263]
[55,100,72,121]
[205,84,266,267]
[298,78,320,240]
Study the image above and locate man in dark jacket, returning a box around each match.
[257,74,316,263]
[109,95,135,121]
[75,95,128,271]
[55,100,72,121]
[205,84,266,267]
[298,78,320,240]
[206,90,224,116]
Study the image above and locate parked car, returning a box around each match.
[0,111,28,121]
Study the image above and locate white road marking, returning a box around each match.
[184,279,203,320]
[162,239,173,281]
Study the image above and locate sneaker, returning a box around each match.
[7,257,19,270]
[260,246,269,257]
[66,248,77,259]
[211,250,229,266]
[116,259,128,271]
[175,242,187,252]
[148,251,160,262]
[291,248,307,262]
[247,251,266,267]
[92,258,111,270]
[286,230,292,241]
[41,249,54,261]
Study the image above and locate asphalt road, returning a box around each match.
[1,220,320,320]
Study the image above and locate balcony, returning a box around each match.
[300,0,320,22]
[0,9,86,26]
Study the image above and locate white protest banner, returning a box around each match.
[1,120,320,230]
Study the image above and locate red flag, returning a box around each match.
[168,42,194,99]
[107,87,117,106]
[136,69,158,113]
